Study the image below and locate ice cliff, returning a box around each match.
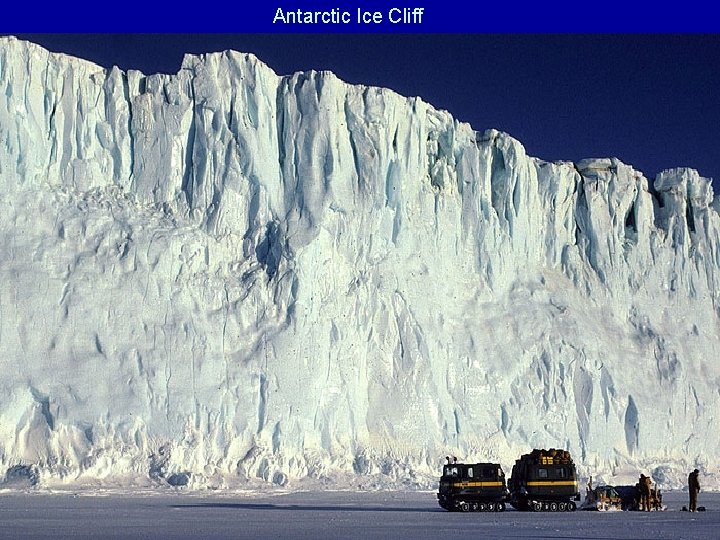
[0,36,718,490]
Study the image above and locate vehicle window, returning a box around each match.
[467,467,474,478]
[538,468,548,478]
[556,467,566,478]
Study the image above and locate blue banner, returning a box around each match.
[3,1,720,32]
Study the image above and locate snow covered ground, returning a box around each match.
[0,490,716,539]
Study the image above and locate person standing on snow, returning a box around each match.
[639,474,652,511]
[688,469,701,512]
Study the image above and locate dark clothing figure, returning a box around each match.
[639,474,652,511]
[653,487,663,511]
[688,469,700,512]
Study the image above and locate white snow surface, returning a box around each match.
[0,490,717,540]
[0,36,719,492]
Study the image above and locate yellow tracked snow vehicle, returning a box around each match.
[508,448,580,511]
[437,461,509,512]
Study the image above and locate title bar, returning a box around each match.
[3,1,720,32]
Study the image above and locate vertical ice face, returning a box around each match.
[0,36,718,489]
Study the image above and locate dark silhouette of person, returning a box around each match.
[688,469,701,512]
[639,474,652,511]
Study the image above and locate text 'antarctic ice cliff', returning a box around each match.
[273,7,426,25]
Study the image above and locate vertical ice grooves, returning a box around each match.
[122,72,135,185]
[275,80,286,195]
[687,202,696,234]
[257,373,268,434]
[181,74,196,209]
[343,100,363,193]
[624,395,639,454]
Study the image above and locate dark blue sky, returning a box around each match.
[13,34,720,192]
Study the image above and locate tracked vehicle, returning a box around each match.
[508,449,580,511]
[437,461,508,512]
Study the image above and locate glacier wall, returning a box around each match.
[0,36,719,490]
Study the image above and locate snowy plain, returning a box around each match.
[0,490,716,540]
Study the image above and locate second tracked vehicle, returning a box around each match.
[508,448,580,511]
[437,460,509,512]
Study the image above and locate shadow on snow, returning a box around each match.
[171,502,439,513]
